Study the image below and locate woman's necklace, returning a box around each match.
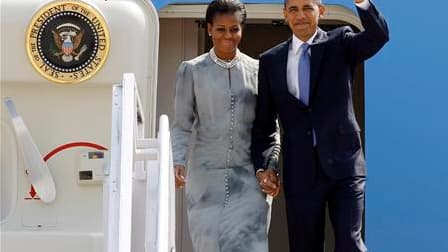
[209,48,240,69]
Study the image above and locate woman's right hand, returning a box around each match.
[174,165,186,188]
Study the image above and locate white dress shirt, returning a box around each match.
[287,31,318,99]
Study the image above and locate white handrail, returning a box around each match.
[106,73,175,252]
[118,74,136,252]
[155,115,176,252]
[105,85,122,252]
[144,118,176,252]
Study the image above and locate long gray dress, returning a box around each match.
[172,50,269,252]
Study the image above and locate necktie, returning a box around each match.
[298,43,310,105]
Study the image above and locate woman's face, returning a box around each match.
[207,12,242,60]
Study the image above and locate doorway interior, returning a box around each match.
[157,7,365,252]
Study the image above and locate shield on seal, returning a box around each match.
[62,41,74,55]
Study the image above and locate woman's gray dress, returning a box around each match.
[172,51,269,252]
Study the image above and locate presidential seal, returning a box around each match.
[26,0,110,84]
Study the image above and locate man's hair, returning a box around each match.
[284,0,323,7]
[205,0,247,25]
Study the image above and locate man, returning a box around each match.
[251,0,388,251]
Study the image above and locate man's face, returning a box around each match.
[283,0,325,41]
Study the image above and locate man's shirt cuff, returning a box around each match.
[355,0,370,10]
[256,168,265,175]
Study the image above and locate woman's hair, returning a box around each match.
[205,0,247,25]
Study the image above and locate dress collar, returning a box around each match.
[209,48,241,69]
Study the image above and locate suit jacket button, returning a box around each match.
[307,108,312,113]
[306,130,312,135]
[327,159,334,165]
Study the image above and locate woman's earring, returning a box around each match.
[208,33,211,37]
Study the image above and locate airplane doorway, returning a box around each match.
[157,5,365,252]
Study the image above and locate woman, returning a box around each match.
[171,0,269,251]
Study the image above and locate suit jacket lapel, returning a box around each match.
[276,38,290,92]
[310,28,328,102]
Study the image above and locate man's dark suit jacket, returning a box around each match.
[251,2,389,195]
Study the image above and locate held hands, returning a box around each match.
[256,169,281,197]
[174,165,186,188]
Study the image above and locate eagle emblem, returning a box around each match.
[52,23,88,62]
[27,0,110,83]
